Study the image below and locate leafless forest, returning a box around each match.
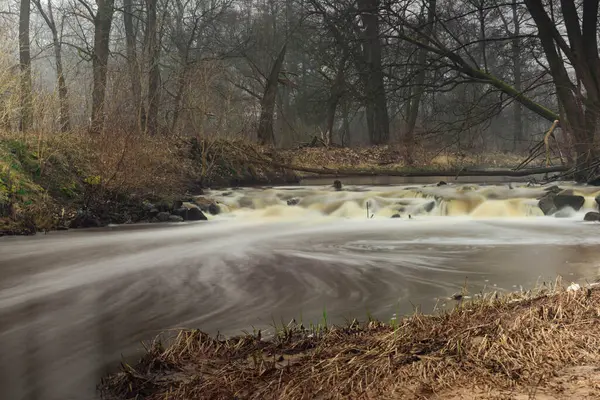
[1,0,599,177]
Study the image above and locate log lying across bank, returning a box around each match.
[260,159,570,178]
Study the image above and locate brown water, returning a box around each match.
[1,182,600,400]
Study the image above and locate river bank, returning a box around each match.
[100,280,600,399]
[2,130,562,236]
[0,132,299,235]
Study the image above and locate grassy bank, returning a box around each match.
[100,280,600,399]
[0,131,299,235]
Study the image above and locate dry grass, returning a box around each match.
[280,145,553,175]
[0,129,193,233]
[100,280,600,400]
[0,129,188,197]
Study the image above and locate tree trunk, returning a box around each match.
[325,55,349,146]
[90,0,115,133]
[33,0,70,132]
[341,99,350,146]
[357,0,389,145]
[123,0,144,132]
[146,0,160,135]
[257,44,287,145]
[19,0,33,132]
[405,0,436,164]
[524,0,600,181]
[511,0,522,152]
[477,3,488,72]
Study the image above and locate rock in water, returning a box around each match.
[287,198,299,206]
[391,214,401,218]
[584,212,600,222]
[596,194,600,210]
[208,203,221,215]
[423,201,435,213]
[156,212,170,222]
[181,202,208,221]
[171,207,186,218]
[437,181,447,186]
[333,180,342,191]
[172,200,184,210]
[553,195,585,211]
[193,196,218,213]
[538,192,557,215]
[168,215,184,222]
[69,210,102,228]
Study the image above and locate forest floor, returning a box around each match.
[0,130,554,235]
[100,280,600,400]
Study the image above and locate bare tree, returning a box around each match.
[524,0,600,180]
[357,0,389,145]
[404,0,436,164]
[123,0,144,131]
[145,0,159,135]
[89,0,115,133]
[257,43,287,145]
[510,0,522,151]
[33,0,71,132]
[19,0,33,131]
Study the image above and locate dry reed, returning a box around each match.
[100,279,600,399]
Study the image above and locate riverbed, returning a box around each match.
[1,181,600,400]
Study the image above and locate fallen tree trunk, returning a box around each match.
[257,159,569,178]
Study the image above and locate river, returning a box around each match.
[1,180,600,400]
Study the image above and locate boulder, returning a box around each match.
[553,195,585,211]
[181,202,207,221]
[168,215,184,222]
[193,196,217,213]
[596,194,600,210]
[436,181,447,186]
[391,214,401,218]
[538,193,557,215]
[155,201,171,213]
[172,200,184,210]
[208,203,220,215]
[142,201,156,212]
[287,198,299,206]
[171,207,187,218]
[157,212,171,222]
[422,201,435,213]
[584,212,600,222]
[333,180,342,191]
[148,207,159,218]
[69,210,102,229]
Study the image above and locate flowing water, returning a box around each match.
[1,181,600,400]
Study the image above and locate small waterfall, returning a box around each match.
[206,183,600,219]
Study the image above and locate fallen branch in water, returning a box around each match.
[252,158,570,178]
